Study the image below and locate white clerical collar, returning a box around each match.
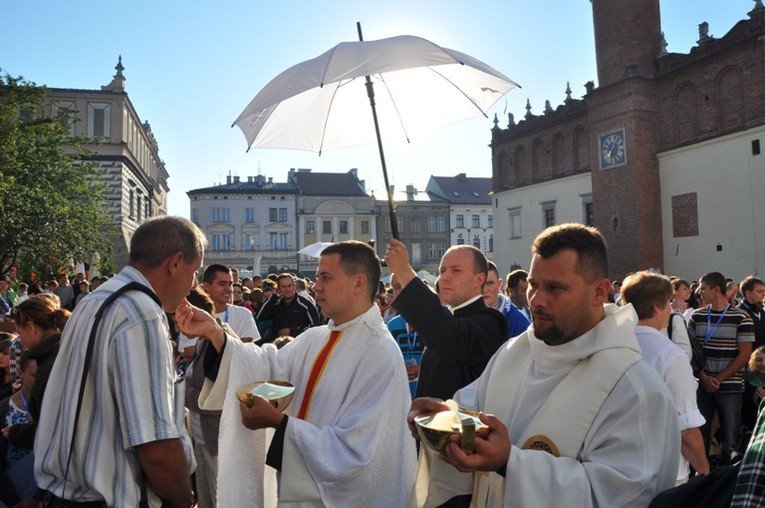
[449,294,483,314]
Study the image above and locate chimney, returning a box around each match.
[457,173,467,182]
[226,175,232,184]
[233,176,240,184]
[349,168,358,179]
[406,184,416,202]
[268,177,273,183]
[247,176,253,183]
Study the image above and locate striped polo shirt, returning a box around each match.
[688,304,755,393]
[34,266,193,506]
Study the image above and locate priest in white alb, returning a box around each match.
[175,241,416,507]
[407,224,681,507]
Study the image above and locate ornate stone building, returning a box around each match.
[46,57,169,268]
[374,184,450,274]
[187,174,300,274]
[491,2,765,280]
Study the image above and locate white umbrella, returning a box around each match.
[234,24,519,240]
[298,241,334,258]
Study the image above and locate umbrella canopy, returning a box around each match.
[234,34,519,154]
[298,241,334,258]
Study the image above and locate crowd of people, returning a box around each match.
[1,216,765,507]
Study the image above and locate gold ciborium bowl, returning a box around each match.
[414,408,490,454]
[236,380,296,412]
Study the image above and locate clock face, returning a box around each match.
[599,129,627,169]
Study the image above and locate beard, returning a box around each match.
[533,323,566,345]
[531,309,569,345]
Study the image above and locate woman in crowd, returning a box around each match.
[1,350,38,503]
[0,337,14,400]
[670,278,696,323]
[0,297,70,450]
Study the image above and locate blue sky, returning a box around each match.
[2,1,753,216]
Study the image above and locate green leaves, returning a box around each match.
[0,72,114,279]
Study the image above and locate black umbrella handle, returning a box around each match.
[357,22,400,242]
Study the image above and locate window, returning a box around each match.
[436,217,445,232]
[427,217,436,233]
[323,220,332,235]
[53,101,75,135]
[488,215,493,228]
[87,102,111,138]
[411,217,420,233]
[192,208,199,223]
[472,235,481,248]
[269,232,278,250]
[411,243,422,264]
[278,207,287,222]
[306,220,315,234]
[211,234,221,251]
[456,214,464,228]
[542,201,556,227]
[437,243,447,258]
[136,193,142,221]
[472,215,480,228]
[222,208,230,222]
[509,209,521,239]
[212,208,221,222]
[544,207,556,227]
[144,199,149,219]
[244,234,255,250]
[361,220,370,235]
[339,220,348,234]
[269,208,277,222]
[279,233,288,250]
[397,217,404,234]
[429,243,437,260]
[129,189,134,218]
[488,235,494,252]
[245,208,255,222]
[457,237,465,245]
[222,234,231,250]
[385,217,391,232]
[585,202,595,227]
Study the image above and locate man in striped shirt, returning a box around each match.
[689,271,755,466]
[34,216,204,507]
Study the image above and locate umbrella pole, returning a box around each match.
[357,22,399,241]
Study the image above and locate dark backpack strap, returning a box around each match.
[63,281,160,501]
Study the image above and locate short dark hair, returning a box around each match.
[700,272,727,295]
[620,271,673,320]
[321,240,381,304]
[506,269,528,291]
[531,223,608,281]
[277,273,295,285]
[741,275,765,296]
[129,216,206,269]
[203,264,231,284]
[487,261,500,278]
[443,245,489,279]
[186,287,214,315]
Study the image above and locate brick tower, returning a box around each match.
[588,0,664,277]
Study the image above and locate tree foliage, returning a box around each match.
[0,72,114,279]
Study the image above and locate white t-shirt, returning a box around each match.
[217,304,260,341]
